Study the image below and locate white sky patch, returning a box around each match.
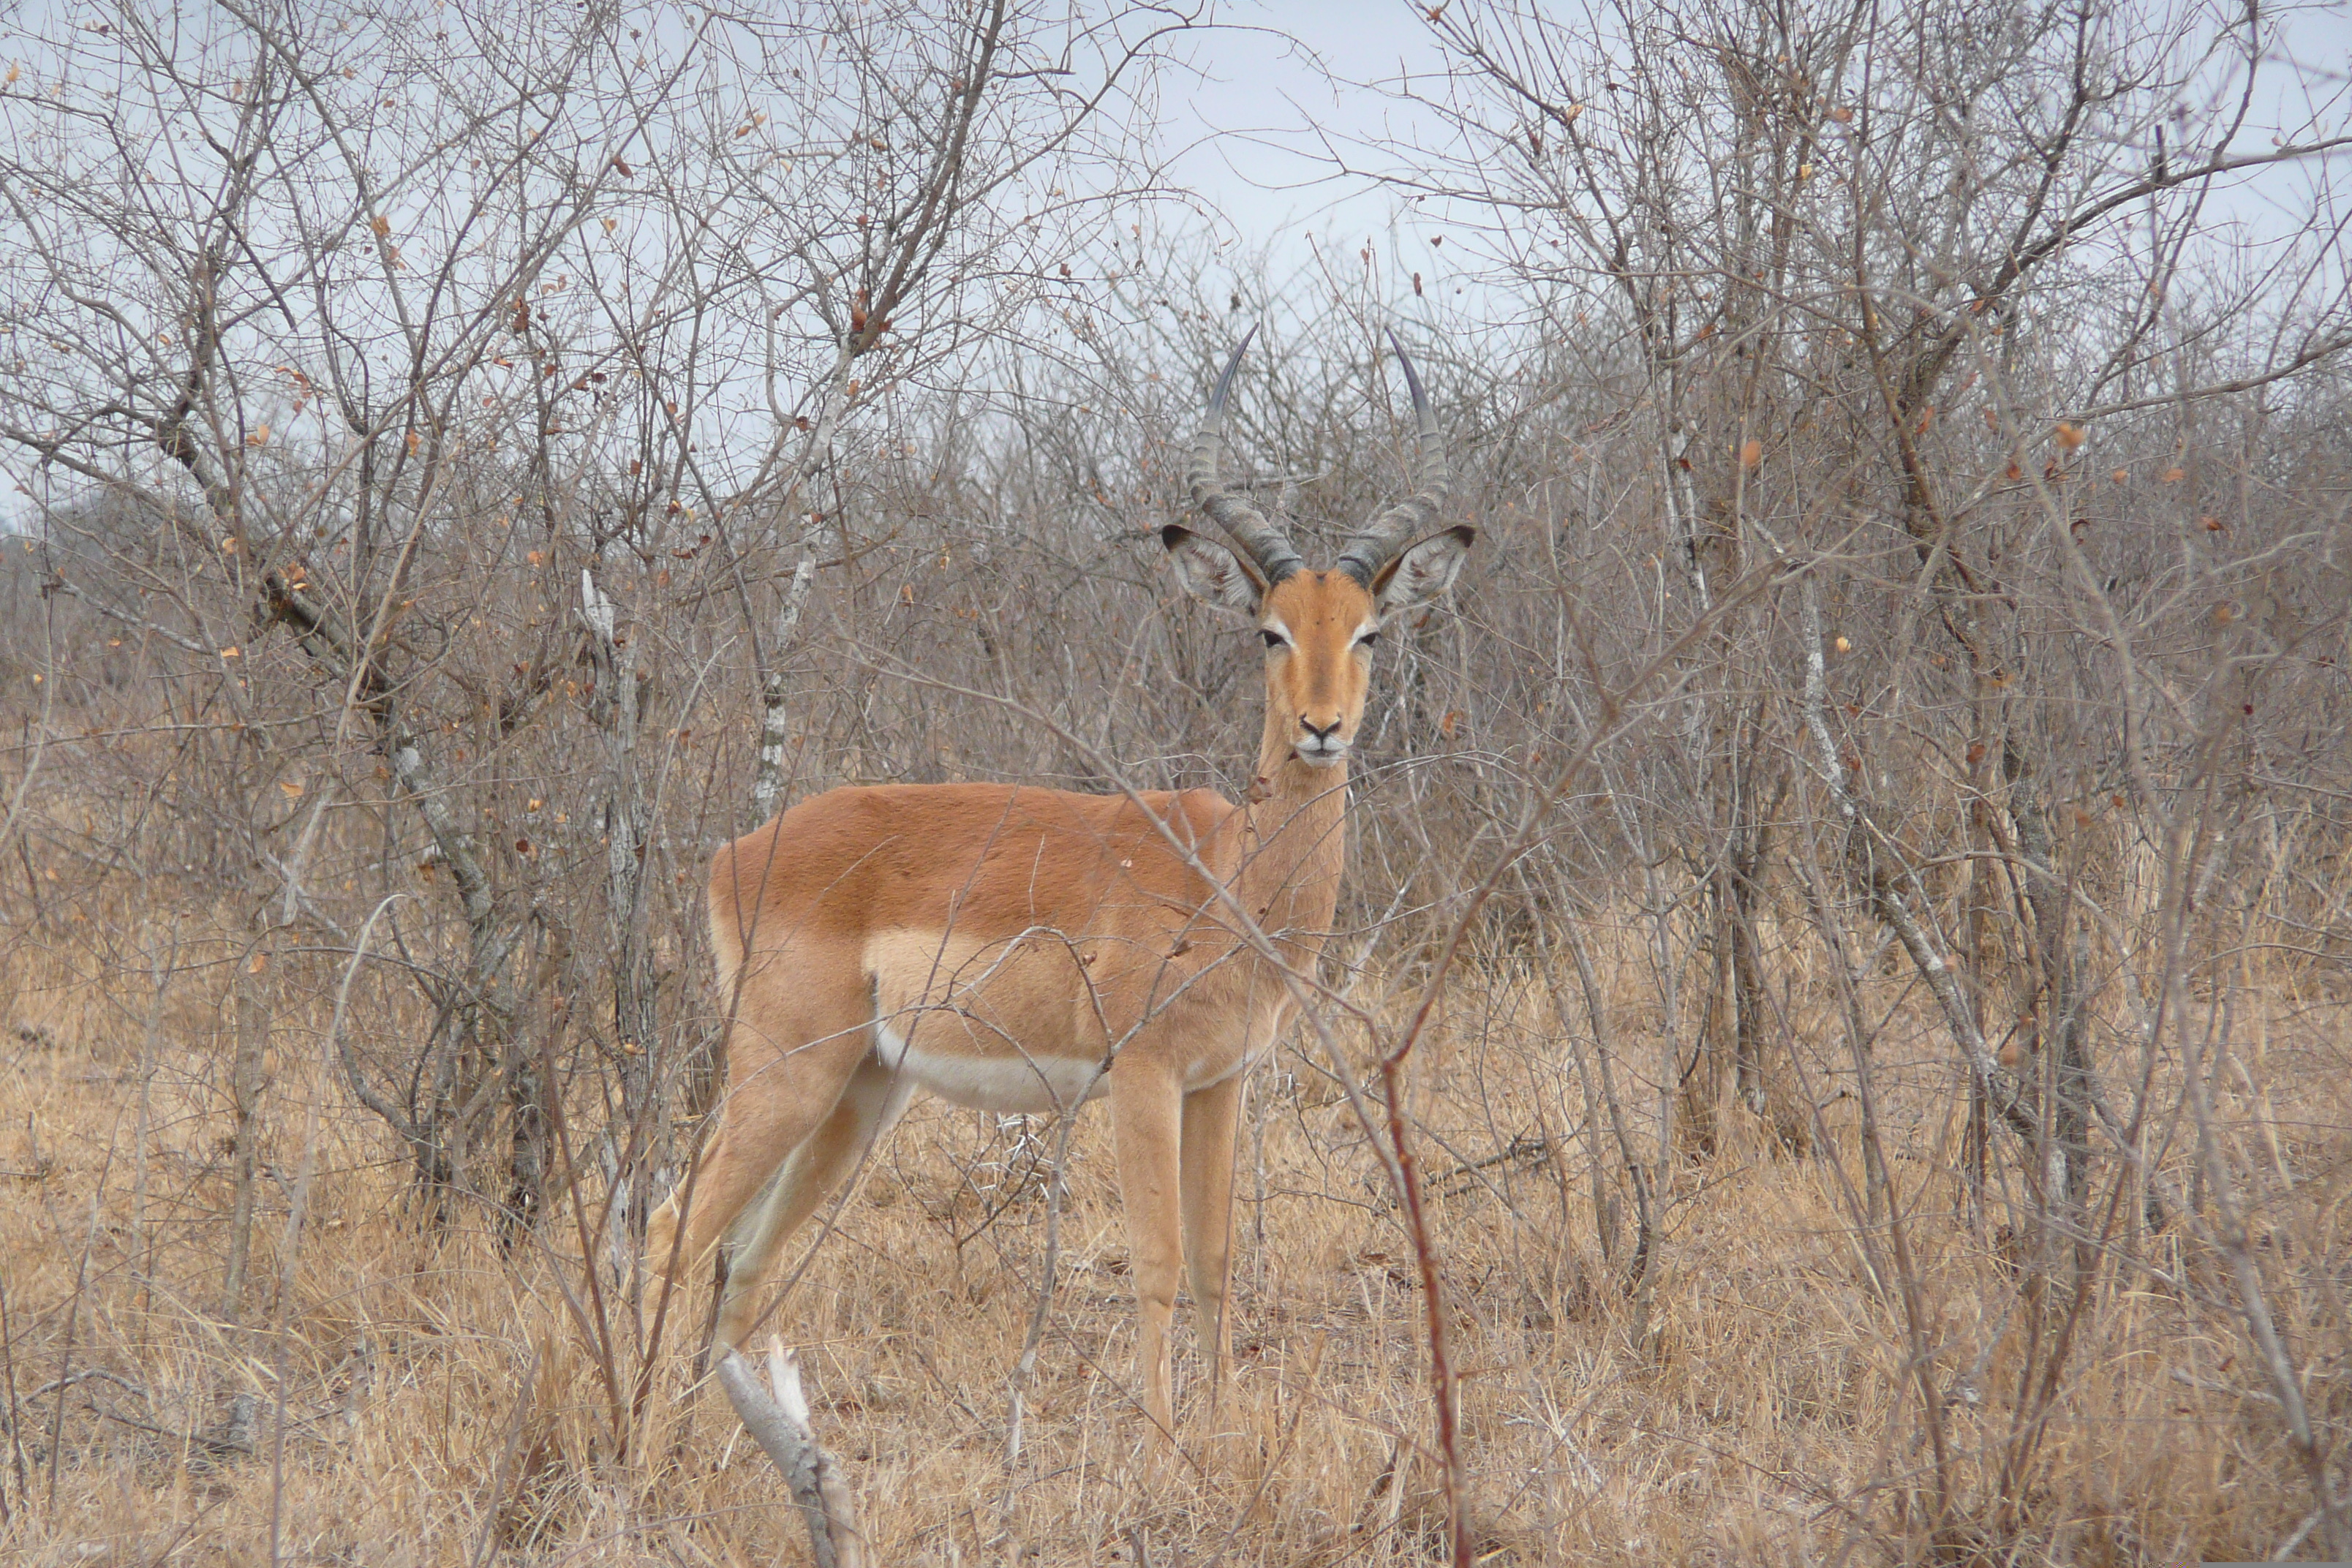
[1158,4,1455,254]
[1156,0,2352,265]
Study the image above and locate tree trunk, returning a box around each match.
[585,570,663,1237]
[220,935,272,1324]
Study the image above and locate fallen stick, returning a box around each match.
[712,1340,866,1568]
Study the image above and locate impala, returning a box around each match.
[646,329,1472,1441]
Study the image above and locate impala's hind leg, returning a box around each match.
[643,967,868,1319]
[714,1050,911,1348]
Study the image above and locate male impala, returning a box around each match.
[646,330,1471,1441]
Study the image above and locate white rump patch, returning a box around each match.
[873,1019,1109,1115]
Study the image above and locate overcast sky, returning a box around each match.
[1155,0,2352,265]
[1158,2,1449,241]
[1123,0,1458,315]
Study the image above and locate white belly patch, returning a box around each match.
[873,1019,1109,1114]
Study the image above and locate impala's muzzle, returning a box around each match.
[1296,717,1349,767]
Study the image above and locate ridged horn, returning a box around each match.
[1335,328,1452,588]
[1186,325,1303,585]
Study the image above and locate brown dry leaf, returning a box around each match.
[2055,422,2087,449]
[369,214,391,238]
[2111,467,2129,483]
[2161,466,2185,483]
[279,780,304,799]
[1738,438,1763,468]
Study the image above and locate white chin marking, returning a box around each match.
[1294,747,1347,767]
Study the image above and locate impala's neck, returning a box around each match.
[1235,717,1349,962]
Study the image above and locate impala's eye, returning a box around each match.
[1358,630,1381,648]
[1262,629,1286,649]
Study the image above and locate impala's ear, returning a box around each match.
[1371,524,1474,614]
[1161,523,1264,616]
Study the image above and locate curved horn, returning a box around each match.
[1336,328,1452,588]
[1186,325,1303,585]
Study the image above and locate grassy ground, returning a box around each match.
[1,911,2343,1566]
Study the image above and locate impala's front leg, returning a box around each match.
[1111,1064,1186,1444]
[1180,1073,1244,1405]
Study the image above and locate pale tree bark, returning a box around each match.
[219,933,272,1325]
[712,1342,867,1568]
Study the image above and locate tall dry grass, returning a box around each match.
[4,859,2343,1566]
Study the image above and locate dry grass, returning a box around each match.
[2,897,2344,1568]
